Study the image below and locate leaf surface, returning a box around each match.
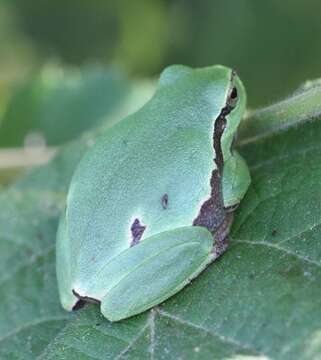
[0,94,321,360]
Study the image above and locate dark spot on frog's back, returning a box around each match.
[162,194,168,209]
[130,218,146,247]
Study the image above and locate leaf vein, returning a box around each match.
[158,310,258,353]
[233,240,321,267]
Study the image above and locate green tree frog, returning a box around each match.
[57,65,251,322]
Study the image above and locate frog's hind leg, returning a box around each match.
[56,213,80,311]
[98,226,214,322]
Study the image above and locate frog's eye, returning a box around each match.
[231,87,238,99]
[227,87,238,109]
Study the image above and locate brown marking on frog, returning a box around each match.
[193,72,240,258]
[130,218,146,247]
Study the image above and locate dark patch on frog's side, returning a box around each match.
[130,218,146,247]
[162,194,168,209]
[193,170,226,232]
[193,72,240,256]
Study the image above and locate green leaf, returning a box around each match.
[0,66,155,187]
[1,91,321,359]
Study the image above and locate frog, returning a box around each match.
[56,65,251,322]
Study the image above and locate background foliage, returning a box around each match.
[2,0,321,107]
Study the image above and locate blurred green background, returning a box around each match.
[2,0,321,105]
[1,0,321,183]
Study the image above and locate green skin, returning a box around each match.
[57,65,251,322]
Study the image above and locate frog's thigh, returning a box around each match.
[56,213,78,310]
[100,226,214,322]
[223,151,251,208]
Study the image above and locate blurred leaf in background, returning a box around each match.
[0,2,35,106]
[0,64,154,186]
[8,0,119,65]
[165,0,321,106]
[3,0,321,106]
[0,65,130,147]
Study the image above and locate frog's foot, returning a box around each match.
[222,151,251,208]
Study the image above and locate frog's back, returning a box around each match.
[63,65,232,295]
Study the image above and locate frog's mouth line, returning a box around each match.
[193,70,238,251]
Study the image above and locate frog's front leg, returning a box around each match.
[222,150,251,209]
[81,226,215,322]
